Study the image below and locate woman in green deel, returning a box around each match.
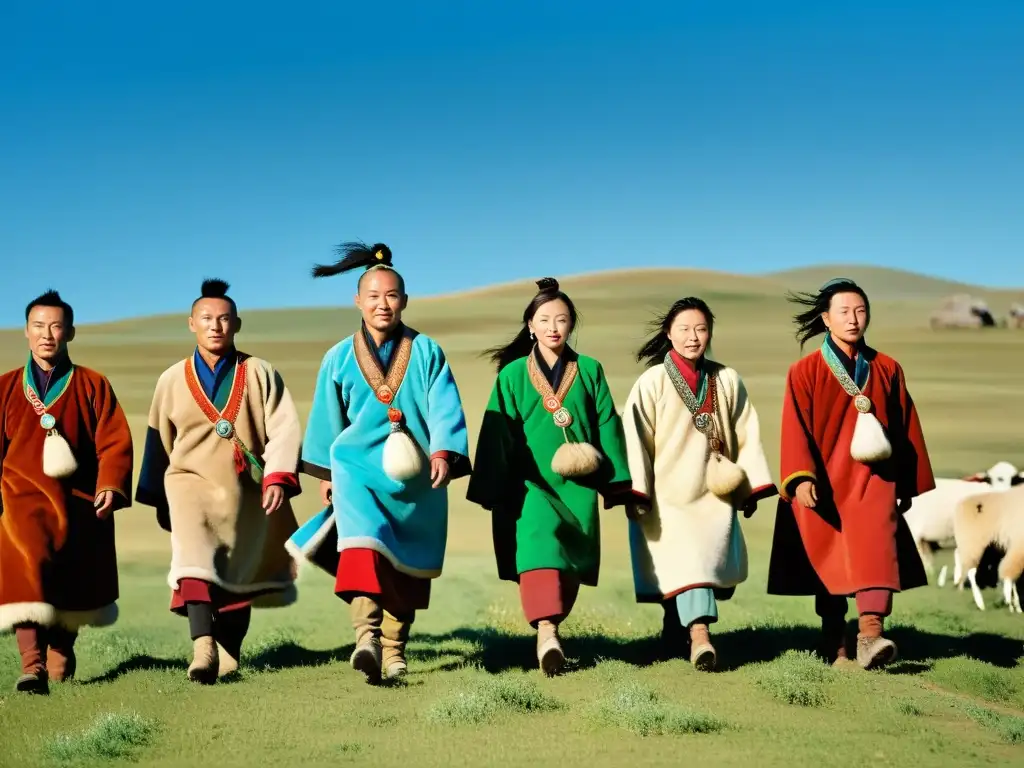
[467,277,635,676]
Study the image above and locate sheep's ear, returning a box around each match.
[1012,473,1024,486]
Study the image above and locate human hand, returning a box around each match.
[94,490,115,519]
[431,457,450,489]
[263,485,284,514]
[794,481,817,509]
[319,480,333,507]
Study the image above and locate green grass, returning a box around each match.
[2,266,1024,766]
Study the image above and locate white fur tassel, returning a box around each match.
[849,411,892,463]
[551,441,603,478]
[43,431,78,479]
[706,453,747,497]
[382,428,424,482]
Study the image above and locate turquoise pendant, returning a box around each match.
[215,418,233,438]
[39,413,55,430]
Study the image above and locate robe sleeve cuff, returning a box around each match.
[603,488,652,510]
[780,471,816,502]
[299,460,331,482]
[263,471,301,498]
[96,486,131,512]
[600,481,636,509]
[432,451,471,482]
[134,485,166,509]
[745,483,779,505]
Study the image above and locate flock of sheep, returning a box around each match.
[906,461,1024,612]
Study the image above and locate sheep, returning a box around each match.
[903,461,1022,585]
[952,484,1024,612]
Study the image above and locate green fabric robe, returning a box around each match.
[466,349,632,586]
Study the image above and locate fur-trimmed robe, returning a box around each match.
[0,357,133,633]
[135,351,302,607]
[621,354,776,602]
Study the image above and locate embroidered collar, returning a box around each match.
[823,334,869,389]
[533,345,570,391]
[192,347,238,402]
[23,352,75,410]
[361,321,404,370]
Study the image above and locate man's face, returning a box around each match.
[188,298,240,353]
[356,270,406,333]
[25,305,74,363]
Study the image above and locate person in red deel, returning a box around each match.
[767,278,935,670]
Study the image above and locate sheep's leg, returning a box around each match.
[917,541,934,577]
[968,568,985,611]
[938,565,948,587]
[954,549,964,590]
[1003,578,1014,611]
[1012,583,1022,613]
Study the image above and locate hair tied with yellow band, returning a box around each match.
[311,240,394,278]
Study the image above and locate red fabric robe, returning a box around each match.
[0,362,133,631]
[766,344,934,597]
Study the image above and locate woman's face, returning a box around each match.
[529,298,572,352]
[822,291,868,345]
[667,308,710,362]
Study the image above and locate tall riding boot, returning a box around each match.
[47,625,79,682]
[214,607,251,677]
[15,624,49,694]
[536,619,565,676]
[381,610,412,680]
[857,614,897,670]
[186,603,219,684]
[818,618,849,666]
[660,600,686,658]
[689,622,716,671]
[350,596,383,684]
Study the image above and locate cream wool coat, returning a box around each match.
[144,356,303,604]
[621,362,774,600]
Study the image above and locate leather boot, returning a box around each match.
[537,619,564,676]
[214,607,251,677]
[47,625,78,682]
[15,625,49,694]
[381,610,412,679]
[856,614,897,670]
[817,619,849,666]
[350,596,383,684]
[689,623,716,671]
[188,636,219,684]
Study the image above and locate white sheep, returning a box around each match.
[952,484,1024,612]
[903,461,1022,585]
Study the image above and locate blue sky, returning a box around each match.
[1,1,1020,326]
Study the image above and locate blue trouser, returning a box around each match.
[665,586,736,628]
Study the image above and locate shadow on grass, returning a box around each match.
[410,623,1023,675]
[81,623,1023,683]
[84,655,186,684]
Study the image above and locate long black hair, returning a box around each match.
[483,277,579,372]
[636,297,715,368]
[310,240,405,293]
[787,278,870,347]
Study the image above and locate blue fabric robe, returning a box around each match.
[288,325,470,579]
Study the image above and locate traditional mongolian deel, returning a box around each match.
[467,348,632,587]
[767,336,936,598]
[621,351,775,602]
[288,325,470,590]
[134,349,303,607]
[0,353,133,633]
